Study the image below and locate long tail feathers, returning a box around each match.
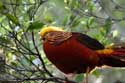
[111,49,125,59]
[112,49,125,55]
[97,48,125,67]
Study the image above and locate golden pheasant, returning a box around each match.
[40,26,125,82]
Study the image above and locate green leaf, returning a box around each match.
[0,36,11,45]
[87,17,94,25]
[27,21,44,31]
[75,74,84,82]
[0,1,3,9]
[104,18,112,33]
[92,70,100,78]
[6,14,20,25]
[30,55,36,61]
[0,1,7,14]
[20,58,30,67]
[62,15,69,25]
[11,62,18,66]
[0,15,6,23]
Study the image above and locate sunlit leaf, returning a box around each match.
[0,15,6,23]
[7,52,13,61]
[112,30,119,37]
[87,17,94,25]
[92,70,100,78]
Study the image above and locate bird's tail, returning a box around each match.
[111,48,125,56]
[97,48,125,67]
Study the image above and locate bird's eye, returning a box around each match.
[42,37,46,41]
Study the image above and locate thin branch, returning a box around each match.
[5,64,29,78]
[6,77,78,83]
[3,2,35,6]
[31,31,53,77]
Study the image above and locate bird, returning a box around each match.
[39,26,125,83]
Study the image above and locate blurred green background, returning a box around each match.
[0,0,125,83]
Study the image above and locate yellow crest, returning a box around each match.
[40,26,64,37]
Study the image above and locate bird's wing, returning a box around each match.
[76,33,105,50]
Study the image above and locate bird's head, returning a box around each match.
[40,26,64,38]
[40,26,72,44]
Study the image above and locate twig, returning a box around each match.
[31,31,53,77]
[115,80,125,83]
[6,77,78,83]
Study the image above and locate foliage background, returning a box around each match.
[0,0,125,83]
